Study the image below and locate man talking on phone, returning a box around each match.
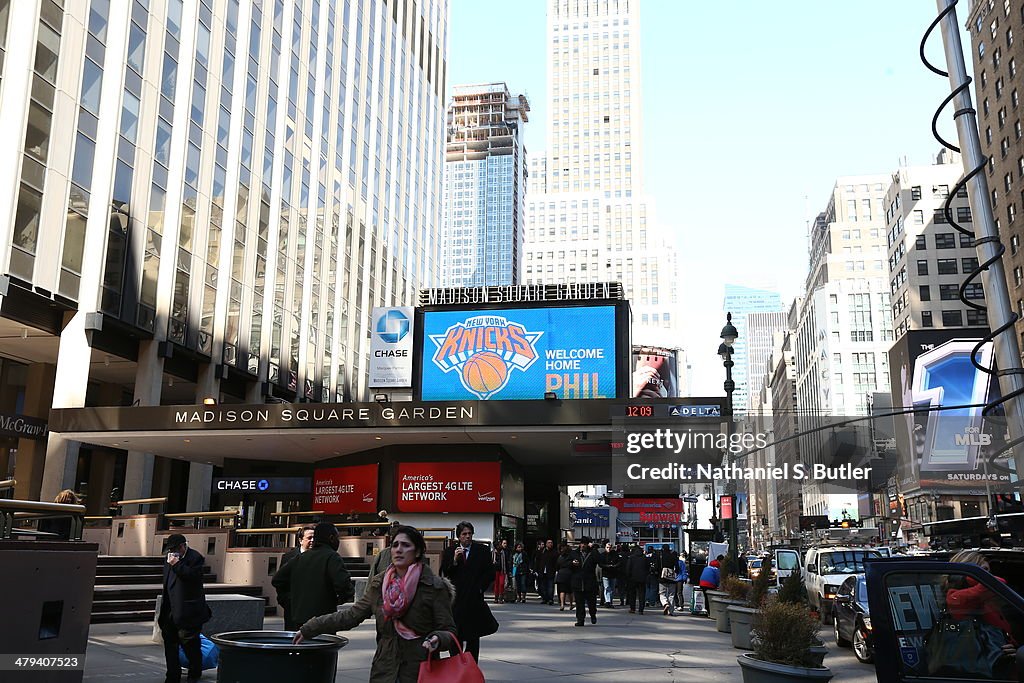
[157,534,211,683]
[440,521,498,662]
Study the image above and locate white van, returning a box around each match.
[803,546,881,613]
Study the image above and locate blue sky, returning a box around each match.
[448,0,973,395]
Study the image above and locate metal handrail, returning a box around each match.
[234,527,303,534]
[0,499,86,540]
[270,510,325,518]
[165,511,239,519]
[116,497,168,506]
[0,479,15,490]
[333,522,390,529]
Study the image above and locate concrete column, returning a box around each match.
[0,361,17,478]
[18,363,58,501]
[185,364,218,512]
[85,450,117,515]
[122,340,164,514]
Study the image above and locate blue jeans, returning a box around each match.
[515,571,529,595]
[645,576,658,606]
[603,577,616,604]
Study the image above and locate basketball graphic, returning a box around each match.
[461,351,508,397]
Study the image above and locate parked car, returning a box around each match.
[866,556,1024,682]
[803,546,881,616]
[832,574,872,663]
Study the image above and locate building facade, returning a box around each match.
[745,310,788,412]
[441,82,529,287]
[722,284,783,413]
[885,151,986,338]
[966,0,1024,351]
[0,0,448,508]
[794,176,895,516]
[523,0,680,347]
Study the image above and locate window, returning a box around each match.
[911,186,922,200]
[1011,204,1018,224]
[917,260,929,275]
[933,208,948,224]
[962,257,980,272]
[940,284,960,300]
[1016,266,1023,287]
[937,258,958,274]
[916,235,927,249]
[1012,234,1020,255]
[920,285,931,302]
[24,101,51,163]
[942,310,963,326]
[933,184,949,198]
[913,210,924,224]
[960,233,974,248]
[967,309,988,326]
[957,206,973,222]
[935,233,956,249]
[80,58,103,114]
[921,311,934,327]
[964,283,984,299]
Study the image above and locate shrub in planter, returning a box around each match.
[752,599,823,669]
[730,558,773,650]
[776,571,807,606]
[715,576,749,633]
[723,575,751,602]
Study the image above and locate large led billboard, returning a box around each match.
[419,305,619,400]
[888,330,1017,492]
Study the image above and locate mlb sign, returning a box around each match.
[369,307,414,387]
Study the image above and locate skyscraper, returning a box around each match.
[0,0,447,506]
[722,284,783,413]
[442,83,529,287]
[523,0,679,346]
[745,311,788,411]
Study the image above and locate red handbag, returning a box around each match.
[417,634,485,683]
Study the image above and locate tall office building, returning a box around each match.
[885,151,987,338]
[966,0,1024,347]
[794,176,895,516]
[745,311,788,412]
[523,0,679,346]
[441,82,529,287]
[0,0,448,508]
[722,285,783,413]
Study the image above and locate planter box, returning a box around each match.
[715,598,747,633]
[728,604,759,650]
[807,645,827,668]
[706,590,729,620]
[737,653,833,683]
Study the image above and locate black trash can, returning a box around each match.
[210,631,348,683]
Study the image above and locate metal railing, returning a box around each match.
[233,527,301,549]
[116,497,168,515]
[164,510,239,529]
[0,479,15,492]
[269,510,325,520]
[0,499,87,540]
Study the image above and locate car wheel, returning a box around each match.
[833,609,851,647]
[853,625,873,663]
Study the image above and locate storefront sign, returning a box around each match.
[213,477,310,494]
[313,464,379,513]
[721,495,734,520]
[570,507,610,526]
[608,497,683,513]
[396,461,501,513]
[0,412,47,440]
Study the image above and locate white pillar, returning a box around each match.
[122,340,164,513]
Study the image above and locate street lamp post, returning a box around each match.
[719,313,739,568]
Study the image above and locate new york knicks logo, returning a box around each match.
[429,315,543,399]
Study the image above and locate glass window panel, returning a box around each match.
[103,214,127,289]
[161,52,177,99]
[35,23,61,83]
[71,133,96,188]
[80,58,103,114]
[13,183,43,253]
[88,0,109,41]
[196,22,211,66]
[126,22,146,72]
[141,229,161,306]
[148,184,166,234]
[185,142,201,185]
[112,160,133,204]
[167,0,183,38]
[154,117,172,165]
[24,99,51,162]
[120,90,140,142]
[179,201,195,250]
[62,209,87,272]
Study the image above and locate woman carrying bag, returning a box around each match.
[295,526,480,683]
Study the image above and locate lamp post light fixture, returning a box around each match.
[719,312,740,567]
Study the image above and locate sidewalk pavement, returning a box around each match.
[82,602,878,682]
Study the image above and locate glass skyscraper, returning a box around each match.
[723,284,783,413]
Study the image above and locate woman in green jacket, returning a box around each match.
[294,526,458,683]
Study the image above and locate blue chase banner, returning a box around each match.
[571,507,611,526]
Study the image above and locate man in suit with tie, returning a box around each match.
[440,521,499,662]
[157,534,211,683]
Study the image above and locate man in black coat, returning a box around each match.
[277,524,316,627]
[440,521,498,662]
[272,522,354,631]
[569,536,600,627]
[158,534,211,683]
[624,544,651,614]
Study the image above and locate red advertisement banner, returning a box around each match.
[396,461,501,513]
[312,463,379,514]
[720,495,734,520]
[608,497,683,513]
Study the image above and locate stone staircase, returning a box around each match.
[91,556,266,624]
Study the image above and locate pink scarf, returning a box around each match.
[381,563,423,640]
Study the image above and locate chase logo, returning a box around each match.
[376,309,410,344]
[429,315,542,399]
[257,479,270,492]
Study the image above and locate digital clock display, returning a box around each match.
[624,405,654,417]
